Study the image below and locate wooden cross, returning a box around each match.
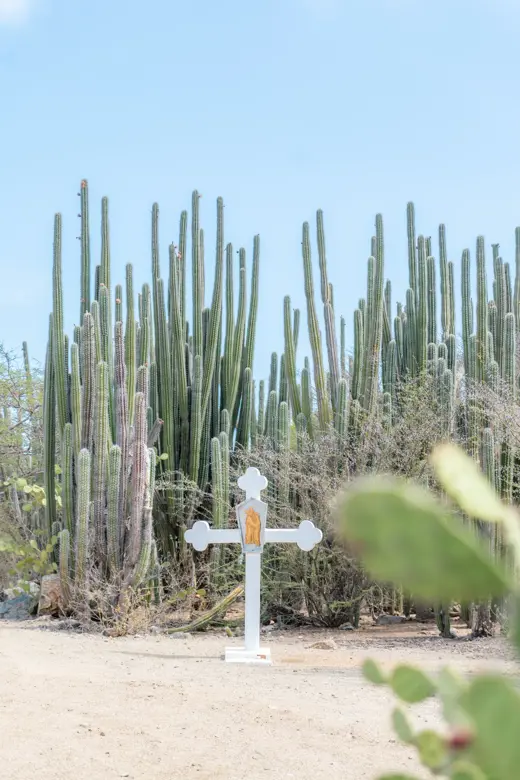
[185,467,323,664]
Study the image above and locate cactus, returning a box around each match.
[283,296,301,417]
[201,198,224,420]
[427,255,437,345]
[417,245,428,372]
[302,222,330,428]
[93,361,109,562]
[476,237,488,382]
[335,377,348,438]
[79,180,91,320]
[61,423,74,537]
[126,392,148,569]
[190,193,204,360]
[43,315,56,536]
[407,202,418,308]
[52,214,68,435]
[267,390,278,445]
[58,529,72,608]
[236,368,253,449]
[107,444,122,575]
[75,448,91,591]
[352,309,364,400]
[503,312,516,396]
[70,344,82,462]
[129,447,156,589]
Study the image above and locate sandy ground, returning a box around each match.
[0,621,517,780]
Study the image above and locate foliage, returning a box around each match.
[337,443,520,779]
[0,343,43,478]
[2,473,62,514]
[0,531,58,588]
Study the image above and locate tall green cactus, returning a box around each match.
[107,444,122,575]
[476,236,488,382]
[43,315,56,536]
[461,249,473,379]
[61,423,74,538]
[302,222,330,428]
[93,361,109,562]
[75,448,91,591]
[52,214,68,436]
[283,296,301,418]
[79,180,91,320]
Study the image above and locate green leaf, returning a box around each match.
[29,539,38,550]
[459,675,520,780]
[437,668,470,728]
[392,708,414,744]
[431,444,508,523]
[450,762,486,780]
[159,453,169,461]
[22,503,32,512]
[415,730,447,770]
[390,665,436,703]
[336,477,511,601]
[362,658,387,685]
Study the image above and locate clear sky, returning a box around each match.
[1,0,519,379]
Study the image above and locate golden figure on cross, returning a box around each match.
[244,507,262,547]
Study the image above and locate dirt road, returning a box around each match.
[0,622,516,779]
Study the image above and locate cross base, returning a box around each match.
[225,646,272,665]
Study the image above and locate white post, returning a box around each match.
[244,554,261,653]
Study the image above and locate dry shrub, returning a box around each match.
[232,432,371,627]
[229,373,487,628]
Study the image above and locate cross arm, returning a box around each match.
[265,521,323,552]
[185,521,241,552]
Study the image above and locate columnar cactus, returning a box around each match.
[302,222,330,429]
[36,184,520,625]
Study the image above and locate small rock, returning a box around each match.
[307,639,338,651]
[38,574,63,617]
[376,614,406,626]
[0,592,38,620]
[339,622,355,631]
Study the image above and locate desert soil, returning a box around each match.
[0,620,517,780]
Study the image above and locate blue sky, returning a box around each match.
[1,0,520,379]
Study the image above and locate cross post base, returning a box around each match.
[225,646,272,665]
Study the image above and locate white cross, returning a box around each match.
[185,467,323,665]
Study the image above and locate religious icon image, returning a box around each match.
[245,507,261,547]
[237,497,267,553]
